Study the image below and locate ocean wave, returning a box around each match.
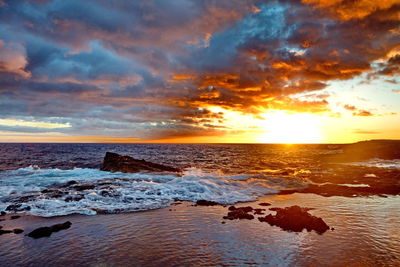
[342,159,400,169]
[0,166,306,217]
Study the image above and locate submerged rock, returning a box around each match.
[101,152,181,173]
[258,205,330,234]
[258,202,271,206]
[223,206,254,220]
[10,215,20,220]
[27,221,72,239]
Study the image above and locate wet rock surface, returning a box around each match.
[0,229,13,235]
[279,182,400,198]
[27,221,72,239]
[101,152,181,173]
[13,229,24,234]
[223,206,255,220]
[258,205,330,234]
[196,200,220,206]
[5,204,31,212]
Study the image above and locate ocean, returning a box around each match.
[0,143,399,266]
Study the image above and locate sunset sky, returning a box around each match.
[0,0,399,143]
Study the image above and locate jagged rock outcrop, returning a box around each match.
[101,152,181,173]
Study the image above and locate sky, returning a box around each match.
[0,0,399,143]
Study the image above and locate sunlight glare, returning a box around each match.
[258,111,322,144]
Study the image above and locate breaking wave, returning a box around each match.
[0,166,306,217]
[343,159,400,169]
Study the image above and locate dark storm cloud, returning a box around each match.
[0,0,398,140]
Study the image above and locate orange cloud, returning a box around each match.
[302,0,399,20]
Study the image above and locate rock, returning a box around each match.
[73,184,95,191]
[5,204,31,212]
[65,195,84,202]
[253,208,265,215]
[13,229,24,234]
[258,202,271,206]
[27,221,72,239]
[10,215,20,220]
[324,140,400,162]
[258,205,330,234]
[223,206,254,220]
[0,211,5,216]
[196,200,219,206]
[0,230,13,235]
[101,152,181,173]
[279,183,400,198]
[269,207,281,211]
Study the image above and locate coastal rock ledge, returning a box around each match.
[100,152,181,173]
[258,206,330,234]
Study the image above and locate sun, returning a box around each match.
[258,111,322,144]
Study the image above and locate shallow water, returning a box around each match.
[0,194,399,266]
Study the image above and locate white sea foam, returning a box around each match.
[343,159,400,169]
[0,167,306,217]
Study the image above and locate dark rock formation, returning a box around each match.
[73,184,96,191]
[13,229,24,234]
[101,152,181,173]
[258,205,330,234]
[0,211,5,216]
[0,230,13,235]
[223,206,254,220]
[10,215,20,220]
[27,221,72,239]
[196,200,220,206]
[253,208,266,215]
[5,204,31,212]
[279,183,400,198]
[65,195,84,202]
[324,140,400,162]
[258,202,271,206]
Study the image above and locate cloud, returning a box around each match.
[353,129,380,134]
[0,0,398,140]
[0,40,31,78]
[343,104,356,111]
[353,110,374,117]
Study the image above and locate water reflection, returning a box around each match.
[0,194,399,266]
